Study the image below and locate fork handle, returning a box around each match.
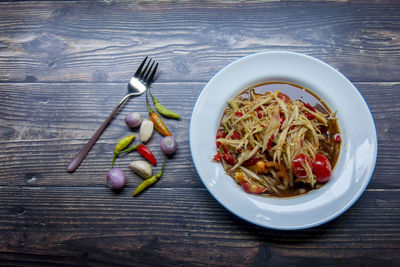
[67,105,120,173]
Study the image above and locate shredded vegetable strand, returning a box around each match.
[215,89,336,196]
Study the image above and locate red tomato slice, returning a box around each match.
[240,182,266,194]
[314,154,332,182]
[291,153,313,179]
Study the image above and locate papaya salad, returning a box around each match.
[213,82,341,197]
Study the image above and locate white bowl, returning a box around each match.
[190,51,377,230]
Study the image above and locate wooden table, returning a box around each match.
[1,1,399,265]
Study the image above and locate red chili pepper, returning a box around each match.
[260,125,265,128]
[267,135,274,150]
[137,145,157,166]
[231,131,241,139]
[213,152,222,162]
[256,106,263,112]
[289,125,295,131]
[235,111,243,117]
[304,102,316,112]
[334,133,341,143]
[305,112,315,120]
[257,112,263,119]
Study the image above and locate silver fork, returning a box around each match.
[67,57,158,172]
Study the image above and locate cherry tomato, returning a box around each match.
[314,154,332,182]
[222,151,236,165]
[291,153,313,179]
[231,131,241,139]
[240,182,266,194]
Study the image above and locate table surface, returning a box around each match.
[1,1,399,266]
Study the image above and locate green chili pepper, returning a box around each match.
[149,89,181,119]
[111,135,136,167]
[132,157,166,197]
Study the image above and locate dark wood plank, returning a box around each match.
[0,187,399,266]
[0,1,399,83]
[0,82,398,189]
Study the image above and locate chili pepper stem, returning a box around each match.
[156,157,166,178]
[111,135,136,167]
[146,90,155,114]
[111,151,118,168]
[119,143,140,154]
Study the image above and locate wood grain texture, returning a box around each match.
[0,1,399,83]
[1,0,400,265]
[0,187,399,266]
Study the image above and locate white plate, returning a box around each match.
[189,51,377,230]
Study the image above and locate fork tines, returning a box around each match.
[135,57,158,85]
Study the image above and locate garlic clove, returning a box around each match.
[129,160,152,179]
[140,119,154,142]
